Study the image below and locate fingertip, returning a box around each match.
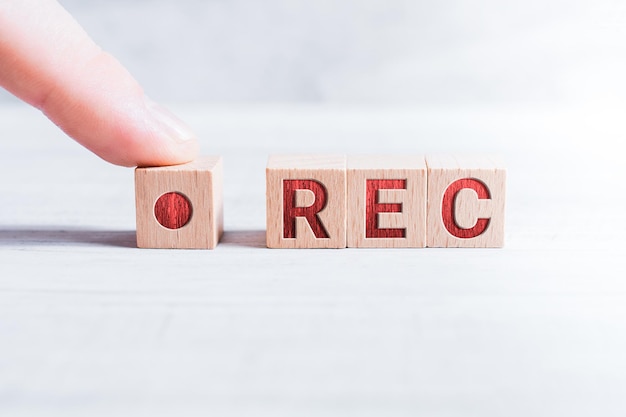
[94,102,202,168]
[131,133,201,168]
[36,51,201,168]
[130,99,201,167]
[0,0,201,169]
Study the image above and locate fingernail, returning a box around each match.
[145,98,196,143]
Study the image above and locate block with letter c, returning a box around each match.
[426,155,506,248]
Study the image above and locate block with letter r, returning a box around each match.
[266,155,346,248]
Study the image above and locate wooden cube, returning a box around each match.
[347,155,427,248]
[135,156,224,249]
[426,155,506,248]
[266,154,347,248]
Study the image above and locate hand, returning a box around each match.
[0,0,199,167]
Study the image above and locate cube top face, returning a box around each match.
[267,154,346,170]
[135,156,224,249]
[426,154,506,248]
[347,155,427,248]
[426,154,506,171]
[347,155,427,171]
[266,154,347,249]
[138,156,222,173]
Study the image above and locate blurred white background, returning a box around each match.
[2,0,624,106]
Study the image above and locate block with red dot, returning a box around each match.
[426,155,506,248]
[135,156,223,249]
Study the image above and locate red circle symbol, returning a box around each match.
[154,192,192,229]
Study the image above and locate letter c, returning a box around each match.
[441,178,491,239]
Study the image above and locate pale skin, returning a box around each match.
[0,0,199,167]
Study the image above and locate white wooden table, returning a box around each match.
[1,103,625,416]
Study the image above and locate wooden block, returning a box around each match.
[347,155,427,248]
[426,155,506,248]
[266,154,347,248]
[135,156,224,249]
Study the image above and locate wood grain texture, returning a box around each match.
[154,192,193,229]
[426,154,506,248]
[347,155,427,248]
[135,156,224,249]
[266,154,347,248]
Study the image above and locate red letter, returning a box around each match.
[283,179,330,239]
[442,178,491,239]
[366,179,407,238]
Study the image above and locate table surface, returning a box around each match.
[1,103,625,416]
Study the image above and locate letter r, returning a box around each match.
[283,179,330,239]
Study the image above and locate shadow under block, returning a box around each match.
[135,156,224,249]
[426,155,506,248]
[266,155,347,248]
[347,155,427,248]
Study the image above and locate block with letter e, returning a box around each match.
[266,155,347,248]
[347,155,427,248]
[426,155,506,248]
